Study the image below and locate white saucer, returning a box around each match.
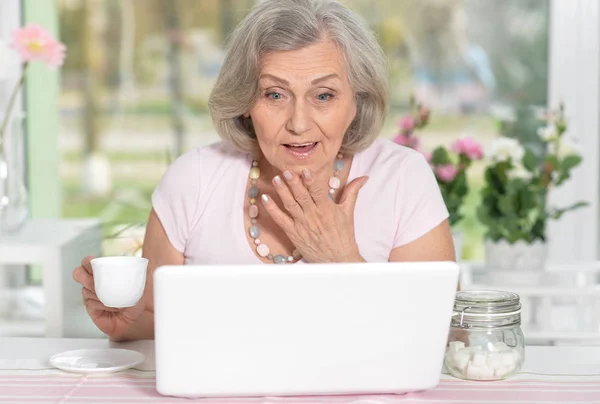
[49,348,145,374]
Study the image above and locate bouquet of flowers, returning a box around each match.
[477,103,586,244]
[393,102,484,227]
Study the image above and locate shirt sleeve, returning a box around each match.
[151,149,201,253]
[393,152,449,248]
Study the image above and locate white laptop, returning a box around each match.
[153,261,459,398]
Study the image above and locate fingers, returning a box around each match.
[272,174,304,220]
[82,287,100,302]
[281,170,315,212]
[84,297,120,313]
[261,194,294,232]
[301,168,330,207]
[73,265,95,292]
[81,256,95,275]
[82,288,121,313]
[74,255,96,292]
[339,176,368,213]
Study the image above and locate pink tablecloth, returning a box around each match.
[2,340,600,403]
[1,372,600,403]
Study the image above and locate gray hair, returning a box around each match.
[208,0,389,155]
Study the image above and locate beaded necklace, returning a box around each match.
[247,153,345,264]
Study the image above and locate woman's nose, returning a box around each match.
[285,100,311,136]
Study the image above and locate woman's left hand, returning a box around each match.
[261,169,368,263]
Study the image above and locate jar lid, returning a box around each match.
[454,290,521,315]
[452,290,521,328]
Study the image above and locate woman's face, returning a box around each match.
[248,40,357,175]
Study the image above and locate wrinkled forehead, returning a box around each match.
[258,40,350,85]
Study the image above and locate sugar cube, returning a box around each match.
[471,351,487,367]
[486,353,503,369]
[448,341,465,354]
[452,348,471,370]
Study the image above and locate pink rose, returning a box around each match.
[451,136,484,160]
[10,24,66,68]
[436,164,459,182]
[393,133,421,150]
[398,116,416,132]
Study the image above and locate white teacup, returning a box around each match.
[90,256,149,308]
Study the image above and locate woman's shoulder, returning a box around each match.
[168,140,249,174]
[155,140,249,199]
[353,138,448,250]
[151,140,249,252]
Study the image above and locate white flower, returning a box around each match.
[507,164,533,181]
[0,40,10,80]
[487,137,525,164]
[537,125,558,142]
[547,137,579,158]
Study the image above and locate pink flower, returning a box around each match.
[393,133,421,150]
[436,164,459,182]
[451,136,484,160]
[10,24,66,68]
[398,116,416,132]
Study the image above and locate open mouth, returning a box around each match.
[283,142,319,154]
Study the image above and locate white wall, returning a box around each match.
[547,0,600,263]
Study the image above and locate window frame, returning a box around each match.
[546,0,600,262]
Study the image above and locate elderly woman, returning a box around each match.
[73,0,454,341]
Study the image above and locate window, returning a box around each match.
[57,0,256,255]
[341,0,550,259]
[56,0,597,262]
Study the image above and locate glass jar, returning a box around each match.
[445,290,525,381]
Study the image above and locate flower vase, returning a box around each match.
[484,239,547,271]
[0,112,29,235]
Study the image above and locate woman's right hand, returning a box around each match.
[72,256,146,339]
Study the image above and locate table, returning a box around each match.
[0,219,104,338]
[1,338,600,403]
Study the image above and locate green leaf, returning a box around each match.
[431,147,450,165]
[522,148,538,171]
[451,172,468,198]
[506,178,525,194]
[519,188,541,213]
[545,155,559,170]
[561,155,582,172]
[498,195,515,215]
[549,201,589,220]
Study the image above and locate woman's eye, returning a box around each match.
[267,92,282,100]
[318,93,333,102]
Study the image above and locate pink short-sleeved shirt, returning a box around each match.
[151,138,448,264]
